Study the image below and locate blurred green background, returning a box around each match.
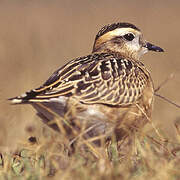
[1,0,180,150]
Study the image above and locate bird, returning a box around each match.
[9,22,164,142]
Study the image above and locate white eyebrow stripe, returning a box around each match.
[96,27,140,45]
[94,27,141,52]
[107,28,137,37]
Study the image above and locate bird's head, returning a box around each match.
[92,22,164,60]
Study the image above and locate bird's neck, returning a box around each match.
[92,45,140,61]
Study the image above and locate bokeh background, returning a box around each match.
[1,0,180,150]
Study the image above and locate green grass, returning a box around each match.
[0,125,180,180]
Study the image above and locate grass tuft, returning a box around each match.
[0,124,179,180]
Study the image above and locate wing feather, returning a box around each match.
[11,53,149,106]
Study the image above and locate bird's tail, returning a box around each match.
[8,89,40,104]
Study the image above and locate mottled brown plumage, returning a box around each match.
[9,22,164,141]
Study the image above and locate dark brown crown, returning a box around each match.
[95,22,140,41]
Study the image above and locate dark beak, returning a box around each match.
[144,42,164,52]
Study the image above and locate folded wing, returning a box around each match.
[10,53,149,106]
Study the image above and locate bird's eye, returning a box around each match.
[123,33,135,41]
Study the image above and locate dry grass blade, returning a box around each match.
[155,73,174,93]
[135,104,166,141]
[155,93,180,109]
[174,121,180,136]
[36,102,71,135]
[154,72,180,109]
[35,103,105,159]
[146,135,176,157]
